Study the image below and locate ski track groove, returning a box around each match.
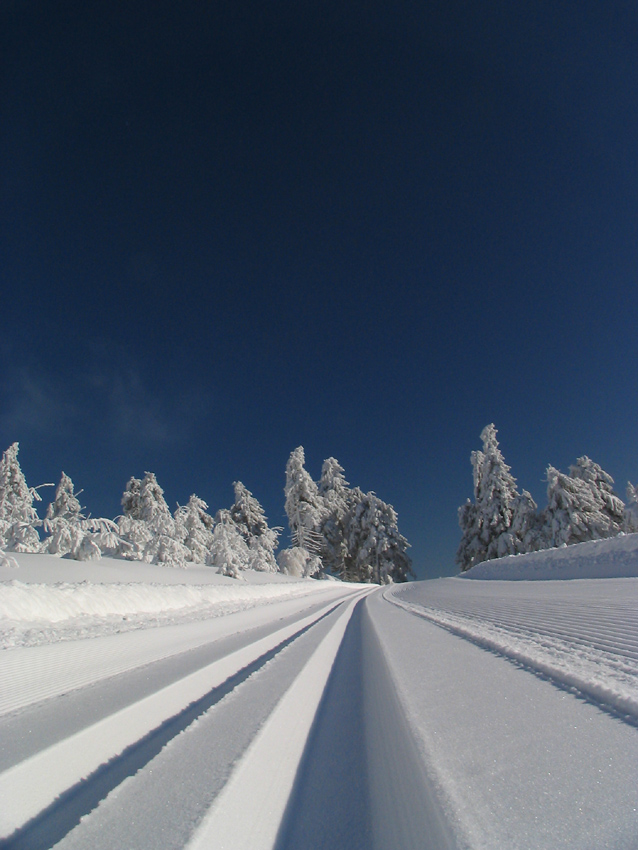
[0,591,370,847]
[386,582,638,725]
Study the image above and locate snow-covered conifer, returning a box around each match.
[344,491,412,583]
[569,456,624,535]
[455,425,529,570]
[510,489,544,553]
[284,447,325,555]
[208,509,251,577]
[317,457,353,577]
[174,495,215,564]
[544,464,607,547]
[624,483,638,533]
[118,472,189,567]
[277,546,322,578]
[0,443,49,553]
[42,472,118,561]
[230,481,280,571]
[543,457,625,547]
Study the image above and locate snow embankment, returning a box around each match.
[461,532,638,580]
[0,553,342,648]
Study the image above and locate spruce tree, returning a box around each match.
[0,443,48,553]
[456,424,532,570]
[283,447,325,555]
[544,458,625,546]
[624,483,638,533]
[42,472,118,561]
[118,472,189,567]
[345,491,412,583]
[208,509,251,577]
[174,495,215,564]
[317,457,353,577]
[230,481,280,571]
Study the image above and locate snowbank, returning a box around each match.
[0,553,343,648]
[460,532,638,580]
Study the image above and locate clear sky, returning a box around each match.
[1,0,637,578]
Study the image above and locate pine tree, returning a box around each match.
[208,509,251,577]
[317,457,353,577]
[42,472,118,561]
[118,472,189,567]
[174,495,215,564]
[544,465,605,546]
[569,456,625,535]
[0,443,50,553]
[230,481,280,571]
[284,447,325,556]
[624,483,638,533]
[456,425,531,570]
[344,491,412,583]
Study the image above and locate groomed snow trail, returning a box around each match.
[387,577,638,722]
[2,575,637,849]
[0,587,369,845]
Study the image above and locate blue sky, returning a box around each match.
[1,0,637,578]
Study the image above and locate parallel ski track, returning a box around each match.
[387,580,638,723]
[0,588,371,848]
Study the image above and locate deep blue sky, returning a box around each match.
[1,0,637,578]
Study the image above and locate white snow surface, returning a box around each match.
[461,530,638,579]
[0,553,348,648]
[2,541,638,849]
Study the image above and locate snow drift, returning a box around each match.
[460,532,638,580]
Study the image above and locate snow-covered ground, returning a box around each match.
[1,539,637,849]
[0,553,343,648]
[460,531,638,580]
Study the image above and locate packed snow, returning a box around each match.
[460,530,638,580]
[0,553,346,649]
[1,537,638,849]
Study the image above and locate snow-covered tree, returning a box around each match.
[542,460,623,547]
[230,481,280,571]
[174,495,215,564]
[284,446,325,555]
[118,472,189,567]
[0,443,50,553]
[277,546,322,578]
[624,482,638,533]
[344,491,412,583]
[42,472,118,561]
[510,489,544,553]
[317,457,353,577]
[569,456,625,535]
[456,425,530,571]
[208,509,251,577]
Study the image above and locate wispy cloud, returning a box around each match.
[0,361,211,449]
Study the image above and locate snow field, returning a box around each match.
[388,577,638,723]
[0,588,369,841]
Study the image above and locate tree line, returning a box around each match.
[457,424,638,571]
[0,442,412,583]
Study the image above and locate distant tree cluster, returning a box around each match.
[0,443,280,575]
[0,442,412,584]
[457,424,638,571]
[280,446,413,584]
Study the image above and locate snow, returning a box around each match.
[2,539,638,849]
[0,553,342,648]
[461,530,638,579]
